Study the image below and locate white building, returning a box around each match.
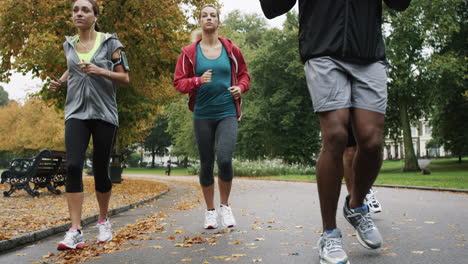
[383,119,449,160]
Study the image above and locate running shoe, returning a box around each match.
[97,219,113,243]
[204,210,218,229]
[364,188,382,213]
[57,229,85,250]
[343,195,383,249]
[318,228,350,264]
[219,204,236,228]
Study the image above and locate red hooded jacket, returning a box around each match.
[173,37,250,120]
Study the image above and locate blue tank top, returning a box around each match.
[194,43,236,120]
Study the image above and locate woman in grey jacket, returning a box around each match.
[49,0,129,250]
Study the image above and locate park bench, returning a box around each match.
[1,149,66,197]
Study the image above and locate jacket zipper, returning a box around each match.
[342,0,349,57]
[68,33,112,65]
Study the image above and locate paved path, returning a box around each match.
[1,175,466,264]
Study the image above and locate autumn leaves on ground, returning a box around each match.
[0,178,168,241]
[0,177,211,264]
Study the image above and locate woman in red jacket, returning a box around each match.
[174,4,250,229]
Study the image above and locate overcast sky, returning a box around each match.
[0,1,296,102]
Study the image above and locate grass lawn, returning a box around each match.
[121,158,467,189]
[375,158,468,189]
[253,158,468,190]
[123,167,189,176]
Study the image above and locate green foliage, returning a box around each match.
[187,159,315,176]
[164,97,198,159]
[127,152,142,168]
[0,151,16,168]
[426,1,468,158]
[144,115,172,167]
[236,12,321,165]
[383,0,466,170]
[0,85,8,106]
[221,10,268,48]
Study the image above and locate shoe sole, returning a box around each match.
[222,223,235,228]
[355,231,382,250]
[57,243,85,250]
[319,258,350,264]
[204,225,218,229]
[344,212,381,250]
[98,236,113,243]
[221,219,236,228]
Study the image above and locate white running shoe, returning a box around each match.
[318,229,349,264]
[364,188,382,213]
[219,204,236,228]
[97,219,113,243]
[204,210,219,229]
[57,229,85,250]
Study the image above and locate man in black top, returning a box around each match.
[260,1,411,263]
[166,160,171,176]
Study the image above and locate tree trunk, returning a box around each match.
[459,155,462,163]
[399,101,420,171]
[151,152,156,168]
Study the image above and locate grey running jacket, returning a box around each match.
[63,33,123,126]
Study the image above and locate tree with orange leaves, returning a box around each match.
[0,0,218,152]
[0,99,65,155]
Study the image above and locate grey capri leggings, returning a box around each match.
[193,116,238,187]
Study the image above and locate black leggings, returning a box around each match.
[193,116,238,187]
[65,119,117,193]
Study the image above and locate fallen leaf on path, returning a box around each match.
[184,236,206,244]
[379,246,394,251]
[213,256,229,260]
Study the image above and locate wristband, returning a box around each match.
[194,77,201,87]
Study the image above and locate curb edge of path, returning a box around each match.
[0,188,169,253]
[239,177,468,194]
[372,184,468,194]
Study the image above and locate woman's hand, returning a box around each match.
[76,61,104,76]
[200,69,212,84]
[228,86,242,100]
[49,77,63,92]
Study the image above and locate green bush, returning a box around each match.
[0,151,16,168]
[187,159,315,176]
[127,152,142,168]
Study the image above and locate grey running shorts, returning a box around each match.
[304,56,388,114]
